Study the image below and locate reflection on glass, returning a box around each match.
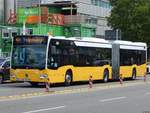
[0,59,5,66]
[12,45,46,69]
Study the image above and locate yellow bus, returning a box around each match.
[10,35,147,86]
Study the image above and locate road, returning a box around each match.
[0,76,150,113]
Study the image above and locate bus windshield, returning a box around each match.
[11,45,47,69]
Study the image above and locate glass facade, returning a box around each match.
[91,0,112,9]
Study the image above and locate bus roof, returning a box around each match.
[51,36,112,48]
[113,40,147,47]
[51,36,110,43]
[113,40,147,50]
[50,36,146,50]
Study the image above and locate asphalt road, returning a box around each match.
[0,76,148,96]
[0,76,150,113]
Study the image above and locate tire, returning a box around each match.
[30,82,39,87]
[132,69,136,80]
[103,70,109,83]
[65,72,72,86]
[147,67,149,74]
[0,74,3,84]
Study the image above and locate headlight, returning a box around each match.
[40,74,48,79]
[10,74,16,78]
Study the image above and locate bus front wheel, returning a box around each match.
[103,70,109,83]
[65,71,72,86]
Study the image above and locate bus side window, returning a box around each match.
[50,57,54,67]
[51,46,56,54]
[131,57,134,65]
[69,48,75,55]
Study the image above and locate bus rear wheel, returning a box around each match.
[0,74,3,84]
[132,69,136,80]
[65,71,72,86]
[103,70,109,83]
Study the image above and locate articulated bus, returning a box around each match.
[10,35,147,86]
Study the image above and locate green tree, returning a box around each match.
[108,0,150,44]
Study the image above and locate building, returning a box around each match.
[16,0,112,38]
[0,0,112,57]
[41,0,112,38]
[17,0,39,8]
[1,0,111,38]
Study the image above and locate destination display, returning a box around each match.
[13,36,48,45]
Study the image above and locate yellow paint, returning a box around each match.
[120,66,134,78]
[120,63,146,78]
[136,64,146,77]
[10,65,112,84]
[10,69,46,82]
[10,63,146,83]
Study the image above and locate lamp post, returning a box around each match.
[14,0,17,14]
[38,0,41,35]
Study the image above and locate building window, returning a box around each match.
[91,0,97,5]
[91,0,112,9]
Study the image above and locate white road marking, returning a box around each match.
[22,106,66,113]
[145,92,150,95]
[100,96,126,102]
